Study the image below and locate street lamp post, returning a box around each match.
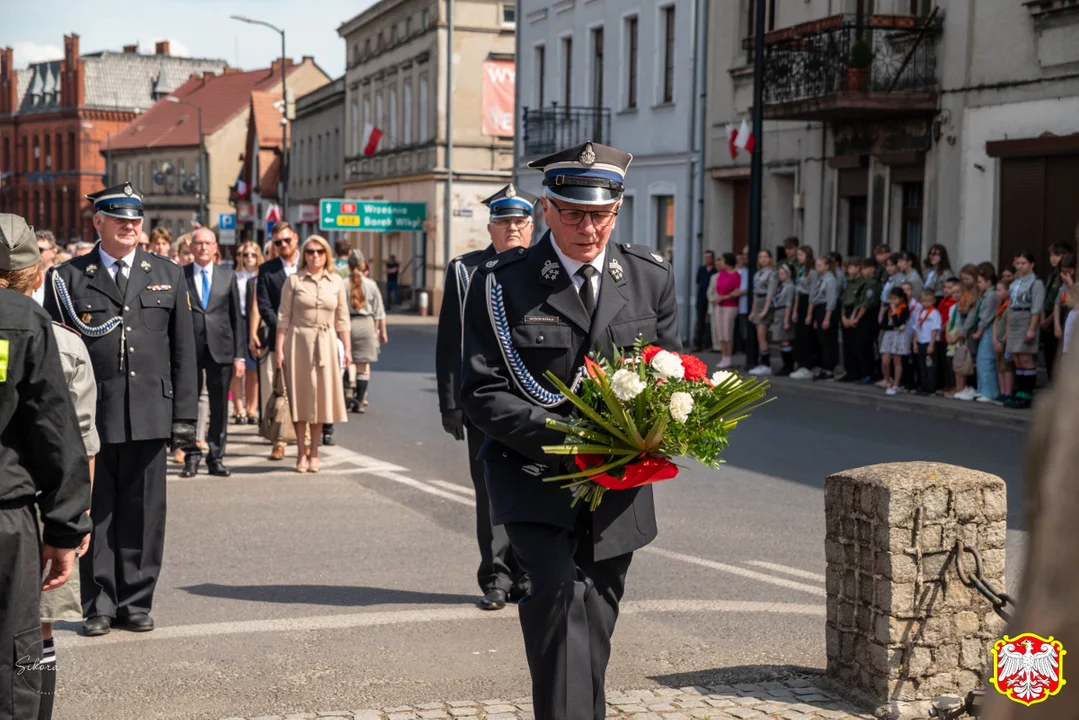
[231,15,288,219]
[164,96,207,227]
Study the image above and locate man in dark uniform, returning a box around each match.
[437,183,537,611]
[460,142,680,719]
[43,183,197,636]
[0,213,92,720]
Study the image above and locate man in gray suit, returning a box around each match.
[461,142,680,719]
[181,228,245,478]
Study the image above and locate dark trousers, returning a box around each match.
[814,304,839,373]
[794,295,815,369]
[1043,327,1059,381]
[82,440,167,619]
[185,355,231,462]
[841,320,858,377]
[466,423,522,593]
[855,315,879,380]
[693,297,711,350]
[0,502,43,720]
[917,342,938,394]
[733,313,750,357]
[385,280,400,308]
[504,521,633,720]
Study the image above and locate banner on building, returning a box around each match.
[482,59,515,137]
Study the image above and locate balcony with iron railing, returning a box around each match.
[521,104,611,158]
[753,12,942,121]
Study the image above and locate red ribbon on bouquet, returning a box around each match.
[575,454,679,490]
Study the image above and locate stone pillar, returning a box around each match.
[823,462,1008,719]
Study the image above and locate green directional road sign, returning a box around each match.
[319,199,427,233]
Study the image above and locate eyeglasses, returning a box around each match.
[547,199,618,228]
[493,218,531,229]
[304,248,325,256]
[273,236,295,246]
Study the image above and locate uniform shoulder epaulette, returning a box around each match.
[453,248,485,264]
[151,251,181,267]
[620,243,668,267]
[51,320,81,337]
[476,246,528,274]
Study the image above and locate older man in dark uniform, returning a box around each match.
[461,142,680,719]
[44,183,197,636]
[437,184,537,611]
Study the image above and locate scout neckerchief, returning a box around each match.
[997,298,1010,321]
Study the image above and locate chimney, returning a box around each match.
[123,44,138,54]
[0,47,15,115]
[60,34,84,109]
[155,40,170,56]
[222,67,243,75]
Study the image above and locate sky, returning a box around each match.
[1,0,379,79]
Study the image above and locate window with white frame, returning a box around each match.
[376,91,384,135]
[350,99,359,154]
[418,75,429,141]
[502,3,516,25]
[403,81,413,145]
[389,85,398,149]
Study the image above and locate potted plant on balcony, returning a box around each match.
[848,38,872,92]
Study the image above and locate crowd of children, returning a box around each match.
[740,237,1076,410]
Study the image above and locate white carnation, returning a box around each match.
[611,368,647,401]
[669,391,694,423]
[650,350,685,380]
[711,370,736,386]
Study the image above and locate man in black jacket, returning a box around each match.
[436,184,536,611]
[255,222,300,461]
[181,228,245,477]
[461,143,680,719]
[44,184,197,636]
[1,213,91,718]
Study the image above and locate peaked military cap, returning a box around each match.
[527,141,632,206]
[86,182,144,219]
[482,183,538,220]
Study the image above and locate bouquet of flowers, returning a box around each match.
[542,342,772,510]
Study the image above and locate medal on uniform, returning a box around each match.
[608,258,624,281]
[541,260,560,281]
[81,313,93,324]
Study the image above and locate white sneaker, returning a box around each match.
[755,365,773,376]
[718,356,732,369]
[976,394,994,403]
[886,387,898,396]
[954,388,976,401]
[789,367,813,380]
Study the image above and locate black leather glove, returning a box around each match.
[441,410,466,441]
[171,421,197,450]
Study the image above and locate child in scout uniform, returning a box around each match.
[748,249,779,376]
[880,287,911,395]
[770,264,797,376]
[971,267,1000,403]
[790,246,819,379]
[912,289,943,395]
[1053,253,1074,357]
[838,258,865,382]
[811,254,840,380]
[1004,251,1046,409]
[992,279,1015,404]
[856,258,882,384]
[1041,242,1073,380]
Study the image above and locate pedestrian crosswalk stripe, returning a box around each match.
[640,547,825,596]
[427,479,476,497]
[745,560,826,583]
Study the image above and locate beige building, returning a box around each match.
[288,77,346,241]
[107,59,330,240]
[338,0,517,310]
[703,0,1079,276]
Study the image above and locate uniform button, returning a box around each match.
[537,334,544,342]
[130,371,136,377]
[129,347,135,352]
[126,327,132,332]
[124,306,130,311]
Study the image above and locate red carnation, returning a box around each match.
[641,345,662,363]
[680,354,708,382]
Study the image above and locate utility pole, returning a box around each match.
[443,0,455,282]
[746,0,766,368]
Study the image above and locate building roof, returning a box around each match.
[107,63,299,152]
[250,90,287,149]
[15,51,226,116]
[295,76,345,118]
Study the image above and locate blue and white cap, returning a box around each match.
[527,141,632,206]
[482,183,538,220]
[85,182,144,220]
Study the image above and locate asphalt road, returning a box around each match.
[53,324,1029,720]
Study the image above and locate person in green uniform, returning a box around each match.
[838,258,865,382]
[856,257,883,383]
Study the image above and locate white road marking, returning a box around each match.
[360,469,475,506]
[640,547,825,596]
[56,599,822,647]
[428,479,476,497]
[746,561,826,583]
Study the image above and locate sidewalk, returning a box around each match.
[696,351,1030,431]
[222,677,873,720]
[386,311,438,327]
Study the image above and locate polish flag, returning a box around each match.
[361,123,383,156]
[266,204,282,222]
[735,119,756,154]
[236,178,249,198]
[726,123,739,159]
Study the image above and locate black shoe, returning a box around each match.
[478,588,508,611]
[321,429,336,446]
[116,613,154,632]
[247,415,259,425]
[179,457,200,478]
[231,414,247,425]
[1010,396,1032,409]
[207,460,231,477]
[508,580,532,602]
[82,616,112,636]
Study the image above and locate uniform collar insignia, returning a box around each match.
[541,259,560,281]
[85,263,98,277]
[140,259,152,272]
[650,252,665,264]
[485,259,499,269]
[608,258,624,281]
[579,143,596,166]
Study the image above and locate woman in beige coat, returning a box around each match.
[275,235,352,472]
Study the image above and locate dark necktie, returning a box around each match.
[114,259,128,298]
[577,265,598,317]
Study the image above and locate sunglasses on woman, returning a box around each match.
[304,248,325,256]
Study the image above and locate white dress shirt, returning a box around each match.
[97,243,139,283]
[193,261,214,306]
[282,255,299,278]
[551,239,606,299]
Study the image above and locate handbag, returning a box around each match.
[952,343,974,376]
[261,363,296,444]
